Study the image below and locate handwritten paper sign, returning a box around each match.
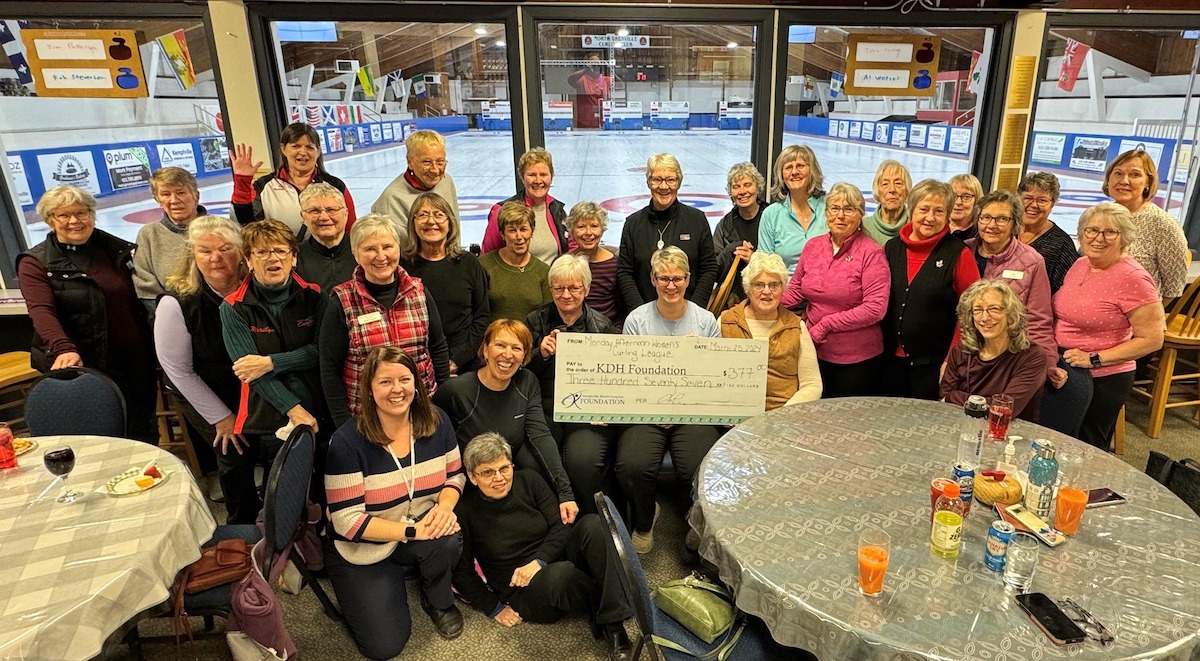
[21,29,147,98]
[553,334,767,425]
[845,34,941,97]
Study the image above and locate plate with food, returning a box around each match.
[104,465,170,496]
[13,438,36,457]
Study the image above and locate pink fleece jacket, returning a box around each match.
[966,237,1057,379]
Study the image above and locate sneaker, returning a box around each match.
[632,503,660,554]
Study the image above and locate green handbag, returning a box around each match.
[651,572,746,660]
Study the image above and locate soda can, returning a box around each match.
[952,463,975,516]
[984,521,1016,572]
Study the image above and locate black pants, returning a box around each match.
[106,356,158,444]
[217,432,284,524]
[616,424,719,533]
[168,392,221,476]
[882,355,941,400]
[325,533,462,660]
[506,514,632,626]
[563,424,618,515]
[1080,371,1135,451]
[818,356,881,398]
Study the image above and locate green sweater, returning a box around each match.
[478,251,551,323]
[861,208,908,246]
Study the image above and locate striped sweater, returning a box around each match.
[325,408,466,566]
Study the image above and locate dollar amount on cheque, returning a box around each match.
[553,333,767,425]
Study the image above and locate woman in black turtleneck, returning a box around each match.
[17,186,158,444]
[616,153,718,310]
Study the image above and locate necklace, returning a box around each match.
[656,219,673,251]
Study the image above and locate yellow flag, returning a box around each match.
[357,65,375,97]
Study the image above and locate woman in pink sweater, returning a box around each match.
[783,182,891,397]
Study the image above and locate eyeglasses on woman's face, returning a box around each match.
[474,463,513,481]
[748,281,782,293]
[971,305,1004,318]
[1081,227,1120,240]
[250,247,292,260]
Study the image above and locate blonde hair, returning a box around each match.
[1078,202,1137,250]
[350,213,403,256]
[166,215,246,296]
[650,245,690,278]
[957,279,1031,353]
[150,167,199,198]
[645,154,683,187]
[242,219,297,258]
[518,147,555,178]
[566,200,609,236]
[825,182,866,217]
[770,145,824,202]
[497,201,535,234]
[402,193,461,260]
[405,129,445,156]
[949,173,983,222]
[1103,149,1159,202]
[907,179,954,217]
[548,253,592,290]
[36,186,96,222]
[740,252,788,292]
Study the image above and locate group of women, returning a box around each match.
[17,124,1189,659]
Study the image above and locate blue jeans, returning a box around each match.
[1039,360,1093,438]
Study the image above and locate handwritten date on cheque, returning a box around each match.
[552,333,768,425]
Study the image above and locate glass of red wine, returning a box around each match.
[44,446,78,503]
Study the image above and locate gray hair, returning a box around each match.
[298,182,345,208]
[463,431,512,474]
[871,160,911,204]
[566,200,609,236]
[1018,171,1061,204]
[976,190,1023,239]
[650,245,689,278]
[165,215,246,296]
[1078,202,1137,250]
[645,153,683,187]
[36,186,96,222]
[548,253,592,291]
[956,278,1031,353]
[908,179,954,217]
[741,252,788,293]
[825,181,866,217]
[770,144,824,202]
[350,213,402,255]
[725,162,765,197]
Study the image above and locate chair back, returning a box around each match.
[596,493,659,655]
[706,255,742,316]
[1145,451,1200,516]
[263,425,315,567]
[1165,273,1200,339]
[24,367,126,437]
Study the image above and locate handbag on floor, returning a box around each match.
[652,571,746,660]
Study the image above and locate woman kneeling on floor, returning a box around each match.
[453,432,634,661]
[324,347,466,660]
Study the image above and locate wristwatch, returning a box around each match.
[405,525,418,540]
[1089,352,1102,368]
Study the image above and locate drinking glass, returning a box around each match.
[1055,451,1087,535]
[988,394,1014,441]
[0,422,15,470]
[44,446,78,503]
[1003,532,1039,591]
[857,528,890,597]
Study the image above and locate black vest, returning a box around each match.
[225,274,325,434]
[171,288,241,413]
[19,230,137,372]
[883,234,965,366]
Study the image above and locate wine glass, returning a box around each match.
[44,446,78,503]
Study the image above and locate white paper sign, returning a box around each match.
[7,156,33,206]
[553,333,768,425]
[157,143,197,174]
[37,150,101,195]
[948,127,972,155]
[855,42,914,63]
[1031,133,1066,164]
[853,69,909,89]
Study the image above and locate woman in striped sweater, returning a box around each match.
[324,347,467,659]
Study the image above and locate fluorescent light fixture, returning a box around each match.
[617,28,630,37]
[727,42,738,49]
[475,27,487,35]
[495,40,506,47]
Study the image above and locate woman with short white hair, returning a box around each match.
[713,162,766,299]
[720,252,821,409]
[567,201,623,329]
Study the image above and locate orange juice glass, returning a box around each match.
[858,528,890,597]
[1055,486,1088,535]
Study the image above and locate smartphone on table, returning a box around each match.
[1086,488,1127,508]
[1015,593,1087,645]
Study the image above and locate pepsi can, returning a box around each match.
[985,521,1016,572]
[952,463,975,516]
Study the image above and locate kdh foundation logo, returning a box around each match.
[51,155,91,187]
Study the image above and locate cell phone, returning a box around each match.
[1015,593,1087,645]
[1086,487,1127,509]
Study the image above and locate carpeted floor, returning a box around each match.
[98,398,1199,661]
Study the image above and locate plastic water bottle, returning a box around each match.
[1025,440,1060,520]
[931,481,966,558]
[956,395,989,469]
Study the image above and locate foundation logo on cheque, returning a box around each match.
[51,155,92,187]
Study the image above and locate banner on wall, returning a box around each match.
[1068,136,1109,172]
[1031,133,1066,164]
[37,151,101,195]
[1117,139,1163,166]
[1057,39,1090,92]
[199,138,229,172]
[103,146,151,190]
[22,29,148,98]
[7,156,33,206]
[158,143,197,174]
[157,29,196,90]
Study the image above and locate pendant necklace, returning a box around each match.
[656,219,674,251]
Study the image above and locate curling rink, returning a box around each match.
[37,129,1181,248]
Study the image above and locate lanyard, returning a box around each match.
[386,432,416,520]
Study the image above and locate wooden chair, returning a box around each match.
[156,372,203,477]
[0,352,40,434]
[706,255,742,316]
[1131,273,1200,439]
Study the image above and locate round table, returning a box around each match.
[691,398,1200,660]
[0,436,216,661]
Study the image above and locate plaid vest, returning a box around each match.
[332,267,435,415]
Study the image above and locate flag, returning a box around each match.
[829,72,844,99]
[9,51,31,84]
[157,29,196,90]
[1057,38,1090,92]
[357,64,375,97]
[968,49,990,95]
[321,105,338,126]
[0,21,14,45]
[412,79,427,100]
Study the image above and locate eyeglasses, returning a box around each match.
[971,305,1004,318]
[954,193,976,202]
[414,211,449,222]
[827,206,860,217]
[250,247,292,259]
[749,281,782,293]
[551,285,584,295]
[1021,196,1053,208]
[418,159,447,169]
[51,210,92,222]
[474,463,513,481]
[302,206,344,216]
[978,214,1012,227]
[1081,227,1121,240]
[655,275,687,287]
[651,177,679,186]
[1057,598,1115,647]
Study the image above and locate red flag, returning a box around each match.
[1057,38,1090,92]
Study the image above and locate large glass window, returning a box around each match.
[267,20,514,247]
[0,17,226,245]
[783,26,993,214]
[1030,27,1199,226]
[536,22,759,241]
